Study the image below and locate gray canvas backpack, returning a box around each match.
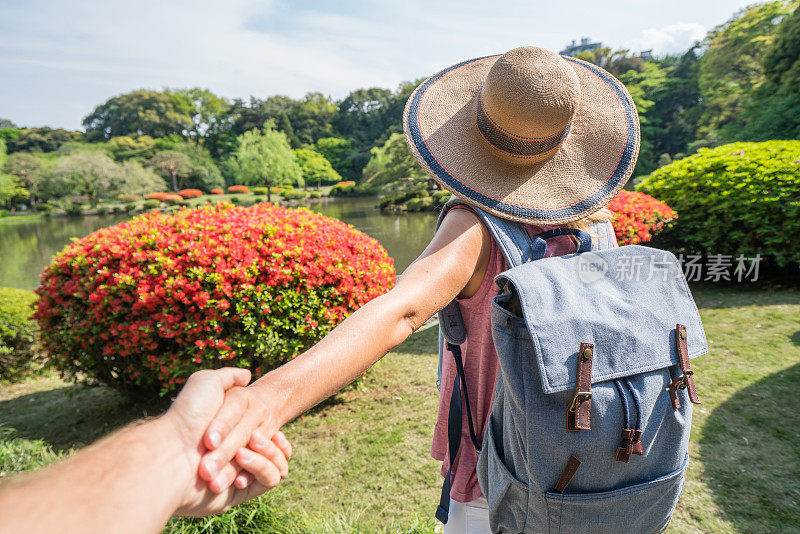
[435,203,707,533]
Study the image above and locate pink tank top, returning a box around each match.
[431,207,615,503]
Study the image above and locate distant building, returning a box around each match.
[639,49,653,61]
[560,37,602,56]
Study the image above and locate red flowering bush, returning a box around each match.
[228,185,250,194]
[145,192,169,201]
[608,191,677,245]
[178,189,203,199]
[34,203,396,400]
[210,188,224,195]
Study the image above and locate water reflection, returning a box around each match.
[0,198,436,290]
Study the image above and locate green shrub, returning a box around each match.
[0,209,8,218]
[637,141,800,267]
[309,191,322,199]
[406,196,434,212]
[64,203,83,217]
[252,187,270,196]
[34,203,53,213]
[229,196,241,204]
[0,287,41,382]
[283,189,309,201]
[142,199,161,210]
[432,190,451,204]
[125,202,137,213]
[98,205,112,215]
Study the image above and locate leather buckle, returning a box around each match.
[568,391,592,413]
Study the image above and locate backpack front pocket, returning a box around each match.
[477,416,529,533]
[543,453,688,534]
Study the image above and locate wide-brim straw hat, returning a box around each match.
[403,46,640,224]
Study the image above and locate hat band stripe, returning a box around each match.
[477,94,571,158]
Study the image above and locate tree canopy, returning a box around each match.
[235,124,302,201]
[83,90,193,139]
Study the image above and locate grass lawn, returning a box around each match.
[1,286,798,533]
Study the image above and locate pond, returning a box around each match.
[0,198,438,290]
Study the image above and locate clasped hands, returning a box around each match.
[166,368,288,516]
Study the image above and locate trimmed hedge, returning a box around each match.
[228,185,250,194]
[0,287,40,382]
[35,203,396,399]
[637,141,800,267]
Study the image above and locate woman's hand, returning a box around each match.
[164,369,291,516]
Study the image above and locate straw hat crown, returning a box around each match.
[479,47,582,165]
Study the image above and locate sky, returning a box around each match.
[0,0,757,130]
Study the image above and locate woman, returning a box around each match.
[196,46,639,533]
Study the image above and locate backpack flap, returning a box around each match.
[495,245,708,394]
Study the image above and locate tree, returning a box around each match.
[2,153,45,205]
[618,62,669,176]
[44,152,165,202]
[146,151,194,192]
[174,143,225,191]
[0,119,17,129]
[109,161,167,198]
[165,88,230,140]
[6,127,81,153]
[45,152,117,205]
[82,90,192,139]
[107,135,157,161]
[740,4,800,140]
[314,137,353,178]
[277,111,300,148]
[293,148,342,189]
[0,173,29,211]
[696,1,796,141]
[362,132,428,194]
[235,124,301,202]
[648,48,703,159]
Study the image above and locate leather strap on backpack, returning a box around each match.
[567,342,593,431]
[668,324,701,410]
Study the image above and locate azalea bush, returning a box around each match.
[35,203,396,400]
[210,188,224,195]
[177,189,203,199]
[145,192,169,201]
[637,141,800,267]
[608,190,677,245]
[228,185,250,194]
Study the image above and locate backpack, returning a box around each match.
[435,203,707,533]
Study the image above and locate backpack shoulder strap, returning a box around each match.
[437,198,533,268]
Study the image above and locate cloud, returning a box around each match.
[631,23,707,55]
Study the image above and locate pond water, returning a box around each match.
[0,198,437,290]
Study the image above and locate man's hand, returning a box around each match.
[196,383,280,493]
[162,368,291,516]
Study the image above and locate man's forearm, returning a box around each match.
[0,416,189,534]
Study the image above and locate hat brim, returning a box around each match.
[403,54,640,225]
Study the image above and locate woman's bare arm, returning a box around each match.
[198,208,491,489]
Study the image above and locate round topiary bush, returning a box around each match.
[210,188,224,195]
[607,191,677,246]
[177,189,203,199]
[228,185,250,194]
[35,203,396,399]
[637,141,800,267]
[0,287,41,382]
[145,192,170,201]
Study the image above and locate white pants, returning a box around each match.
[442,497,490,534]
